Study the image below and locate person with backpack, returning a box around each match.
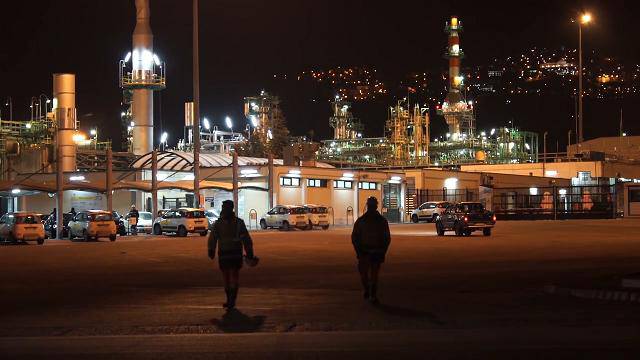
[351,196,391,304]
[208,200,257,310]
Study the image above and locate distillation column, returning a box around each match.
[53,73,77,172]
[131,0,154,155]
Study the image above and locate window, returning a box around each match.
[358,181,377,190]
[333,180,353,189]
[280,176,300,187]
[578,171,591,182]
[307,179,328,188]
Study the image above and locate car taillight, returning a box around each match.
[463,216,468,222]
[492,215,497,222]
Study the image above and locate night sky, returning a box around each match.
[1,0,639,151]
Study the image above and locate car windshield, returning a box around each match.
[308,207,328,214]
[16,215,41,224]
[205,210,219,218]
[139,213,153,220]
[460,203,485,212]
[290,207,307,214]
[89,213,113,221]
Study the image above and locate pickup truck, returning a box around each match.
[435,202,496,236]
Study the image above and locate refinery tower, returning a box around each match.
[119,0,165,155]
[439,16,475,139]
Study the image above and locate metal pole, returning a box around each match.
[268,154,274,209]
[567,130,572,150]
[56,144,63,240]
[152,149,158,219]
[106,148,113,213]
[192,0,201,208]
[232,151,239,214]
[578,23,584,143]
[543,131,548,177]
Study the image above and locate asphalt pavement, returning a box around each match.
[1,219,640,358]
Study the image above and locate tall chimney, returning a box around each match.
[53,73,77,172]
[131,0,154,155]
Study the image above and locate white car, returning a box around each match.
[0,212,45,245]
[125,211,153,234]
[260,205,310,231]
[68,210,117,241]
[411,201,451,223]
[304,204,330,230]
[204,209,219,228]
[153,208,209,237]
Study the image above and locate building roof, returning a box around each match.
[130,151,334,171]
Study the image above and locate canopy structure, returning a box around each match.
[0,179,265,196]
[130,151,334,171]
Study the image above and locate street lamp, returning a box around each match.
[225,116,233,138]
[203,117,210,131]
[577,12,592,144]
[160,131,168,151]
[39,94,50,119]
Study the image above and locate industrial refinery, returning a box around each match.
[0,6,638,226]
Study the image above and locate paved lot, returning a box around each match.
[1,219,640,358]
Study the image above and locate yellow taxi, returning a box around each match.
[68,210,117,241]
[0,212,46,245]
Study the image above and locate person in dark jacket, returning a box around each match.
[208,200,255,309]
[351,196,391,304]
[128,205,140,235]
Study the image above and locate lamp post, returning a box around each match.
[160,131,168,151]
[543,131,548,176]
[577,12,592,144]
[225,116,233,137]
[39,94,51,119]
[192,0,201,209]
[90,128,98,149]
[30,96,38,121]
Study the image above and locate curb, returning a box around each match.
[544,285,640,303]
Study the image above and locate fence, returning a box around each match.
[492,185,615,220]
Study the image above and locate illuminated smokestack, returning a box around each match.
[53,73,77,172]
[120,0,165,155]
[446,16,463,92]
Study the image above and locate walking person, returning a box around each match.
[208,200,257,310]
[352,196,391,304]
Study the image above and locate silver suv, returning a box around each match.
[260,205,310,231]
[411,201,450,223]
[154,208,208,237]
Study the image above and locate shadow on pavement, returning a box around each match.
[375,303,445,326]
[210,309,266,333]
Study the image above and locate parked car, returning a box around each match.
[152,209,170,235]
[112,211,127,236]
[0,212,45,245]
[411,201,450,223]
[153,208,209,237]
[435,202,496,236]
[204,209,219,228]
[304,204,330,230]
[68,210,117,241]
[125,211,153,234]
[44,212,74,239]
[260,205,310,231]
